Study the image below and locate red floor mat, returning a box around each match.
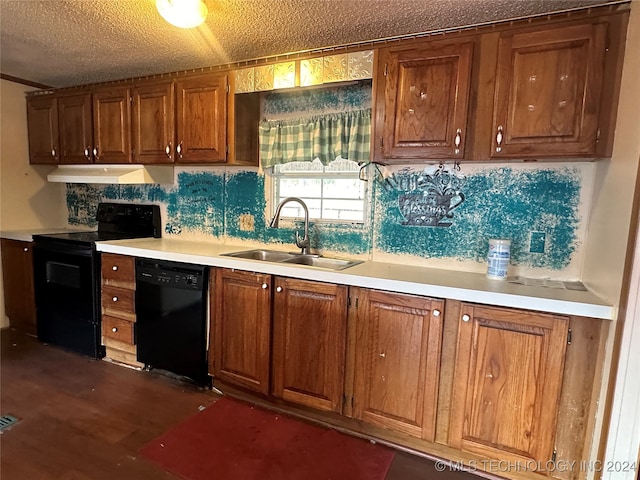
[140,397,395,480]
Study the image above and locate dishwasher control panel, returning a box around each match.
[136,260,205,291]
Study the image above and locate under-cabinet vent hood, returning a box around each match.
[47,165,174,185]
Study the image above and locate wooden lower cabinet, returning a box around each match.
[211,268,271,395]
[272,277,348,413]
[100,253,141,367]
[448,303,569,465]
[0,239,37,335]
[210,268,605,480]
[352,289,444,441]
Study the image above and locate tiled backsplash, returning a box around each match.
[66,161,592,279]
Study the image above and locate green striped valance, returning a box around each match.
[259,109,371,169]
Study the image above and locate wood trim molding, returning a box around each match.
[0,73,51,89]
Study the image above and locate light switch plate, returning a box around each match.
[529,231,546,253]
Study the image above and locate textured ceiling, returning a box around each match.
[0,0,622,88]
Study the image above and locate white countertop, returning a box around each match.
[0,227,95,242]
[96,237,614,320]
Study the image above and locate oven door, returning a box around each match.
[33,240,104,358]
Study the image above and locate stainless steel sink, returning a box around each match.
[221,249,362,271]
[281,255,362,270]
[221,249,298,262]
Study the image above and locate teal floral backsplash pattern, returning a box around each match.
[67,165,584,271]
[373,166,582,269]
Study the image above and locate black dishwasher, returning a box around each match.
[135,259,209,386]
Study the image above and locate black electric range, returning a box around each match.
[32,203,161,358]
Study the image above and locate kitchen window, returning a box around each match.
[270,158,367,224]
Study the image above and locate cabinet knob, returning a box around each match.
[495,125,504,153]
[51,148,56,157]
[379,352,386,358]
[112,327,118,333]
[462,314,470,322]
[112,296,118,302]
[112,265,118,271]
[176,141,183,159]
[276,286,283,293]
[261,283,268,289]
[454,128,462,155]
[433,309,441,317]
[23,247,29,252]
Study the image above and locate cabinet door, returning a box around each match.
[449,304,568,464]
[211,269,271,395]
[26,95,59,164]
[92,86,132,163]
[374,39,473,161]
[132,81,175,164]
[272,277,348,413]
[353,290,444,441]
[0,239,36,335]
[58,93,93,164]
[490,23,607,158]
[175,74,227,163]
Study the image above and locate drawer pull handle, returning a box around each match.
[261,283,268,289]
[462,314,470,322]
[112,296,118,302]
[433,309,441,317]
[112,265,118,271]
[112,327,118,333]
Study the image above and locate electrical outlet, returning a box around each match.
[239,214,255,232]
[529,231,546,253]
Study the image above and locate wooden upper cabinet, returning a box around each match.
[449,304,569,465]
[175,74,228,163]
[272,277,348,413]
[58,93,94,164]
[26,95,59,164]
[211,268,272,395]
[132,81,175,164]
[490,23,607,158]
[353,289,444,441]
[374,39,474,162]
[92,86,132,163]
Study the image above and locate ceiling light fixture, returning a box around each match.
[156,0,208,29]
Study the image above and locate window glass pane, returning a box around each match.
[322,178,365,199]
[278,199,321,219]
[279,178,322,198]
[322,199,364,221]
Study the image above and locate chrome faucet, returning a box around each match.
[270,197,310,255]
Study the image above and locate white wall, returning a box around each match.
[0,79,67,327]
[580,4,640,476]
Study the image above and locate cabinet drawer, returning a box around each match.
[102,315,135,345]
[101,254,135,287]
[102,285,135,318]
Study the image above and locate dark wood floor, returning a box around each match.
[1,328,476,480]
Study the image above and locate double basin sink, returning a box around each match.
[221,249,363,271]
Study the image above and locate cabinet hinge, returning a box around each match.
[129,96,133,104]
[379,137,384,150]
[383,63,388,77]
[226,84,230,94]
[348,296,358,309]
[567,328,572,345]
[596,128,601,142]
[552,449,557,463]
